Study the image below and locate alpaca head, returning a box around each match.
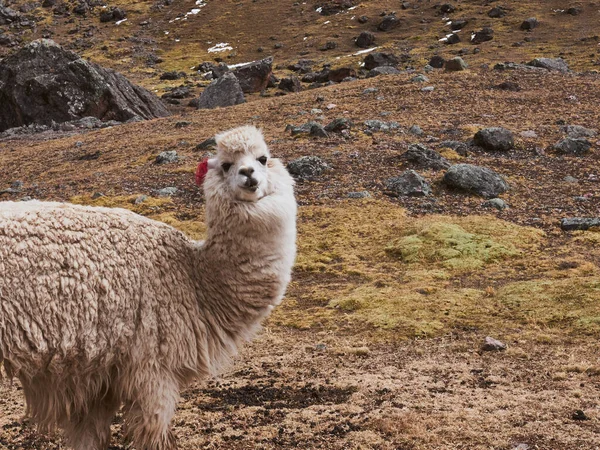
[205,125,276,202]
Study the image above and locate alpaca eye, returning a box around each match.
[221,162,232,172]
[257,156,268,165]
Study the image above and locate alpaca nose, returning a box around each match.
[239,167,255,177]
[244,176,258,188]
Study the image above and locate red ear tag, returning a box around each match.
[195,158,209,186]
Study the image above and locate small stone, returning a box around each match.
[155,150,179,164]
[411,74,429,83]
[367,66,401,78]
[428,55,445,68]
[440,4,455,13]
[20,196,33,201]
[408,125,423,135]
[520,17,538,31]
[560,218,600,231]
[444,57,468,71]
[564,176,578,183]
[91,192,104,199]
[512,444,529,450]
[157,187,178,197]
[474,127,514,151]
[315,343,328,351]
[471,27,494,44]
[347,191,371,199]
[488,6,506,18]
[444,33,461,45]
[10,181,23,191]
[325,118,352,132]
[520,130,537,139]
[195,137,216,151]
[75,141,84,147]
[134,195,148,205]
[287,156,330,180]
[527,57,569,72]
[562,125,597,138]
[175,121,191,128]
[385,170,432,197]
[482,198,508,210]
[355,31,375,48]
[378,15,400,32]
[421,86,435,92]
[357,15,368,24]
[400,143,450,170]
[443,164,509,198]
[553,138,591,156]
[450,19,468,31]
[309,123,328,138]
[363,87,379,94]
[482,336,507,351]
[571,410,589,421]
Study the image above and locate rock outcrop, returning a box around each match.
[0,39,169,132]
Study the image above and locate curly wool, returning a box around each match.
[0,125,297,449]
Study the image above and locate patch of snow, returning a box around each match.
[323,20,330,24]
[175,39,180,42]
[115,18,127,25]
[208,42,233,53]
[446,21,452,26]
[316,6,323,13]
[353,46,378,56]
[228,60,257,69]
[442,17,449,21]
[439,37,448,42]
[470,33,475,41]
[165,31,169,35]
[303,37,308,41]
[348,5,357,10]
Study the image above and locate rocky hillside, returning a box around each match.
[0,1,599,449]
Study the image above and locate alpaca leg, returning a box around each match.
[65,390,120,450]
[123,376,179,450]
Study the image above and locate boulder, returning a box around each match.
[287,156,330,180]
[385,170,432,197]
[366,66,400,77]
[231,57,273,93]
[328,67,356,82]
[440,4,455,13]
[474,127,514,151]
[527,57,569,72]
[197,72,245,109]
[364,52,399,70]
[562,125,597,138]
[444,33,460,45]
[560,218,600,231]
[428,55,445,68]
[325,118,353,132]
[355,31,375,48]
[553,138,591,156]
[471,27,494,44]
[0,3,20,24]
[378,15,400,31]
[443,164,509,198]
[444,57,467,71]
[400,144,451,170]
[520,17,538,30]
[0,39,169,132]
[487,7,506,18]
[450,19,468,30]
[278,76,302,92]
[100,7,126,23]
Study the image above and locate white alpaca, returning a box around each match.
[0,125,297,449]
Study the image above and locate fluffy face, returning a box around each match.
[210,126,273,202]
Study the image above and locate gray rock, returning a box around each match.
[355,31,375,49]
[474,127,514,151]
[482,336,507,351]
[520,130,537,139]
[364,120,400,132]
[156,150,179,164]
[562,125,597,138]
[421,86,435,92]
[194,137,216,151]
[440,140,468,155]
[378,15,400,32]
[309,123,328,138]
[11,180,23,191]
[367,66,401,77]
[400,144,450,170]
[444,57,468,71]
[443,164,509,198]
[0,39,169,132]
[560,218,600,231]
[564,176,578,183]
[363,87,379,94]
[134,195,148,205]
[325,118,353,132]
[471,27,494,44]
[347,191,371,199]
[385,170,432,197]
[157,187,178,197]
[488,6,506,18]
[287,156,330,180]
[482,198,508,210]
[527,57,569,72]
[287,121,320,136]
[20,196,33,201]
[364,52,400,70]
[520,17,538,31]
[198,73,245,109]
[428,55,445,68]
[91,192,104,200]
[408,125,423,135]
[411,74,429,83]
[553,138,591,156]
[278,76,302,92]
[231,57,273,93]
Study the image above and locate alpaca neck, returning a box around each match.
[195,187,296,369]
